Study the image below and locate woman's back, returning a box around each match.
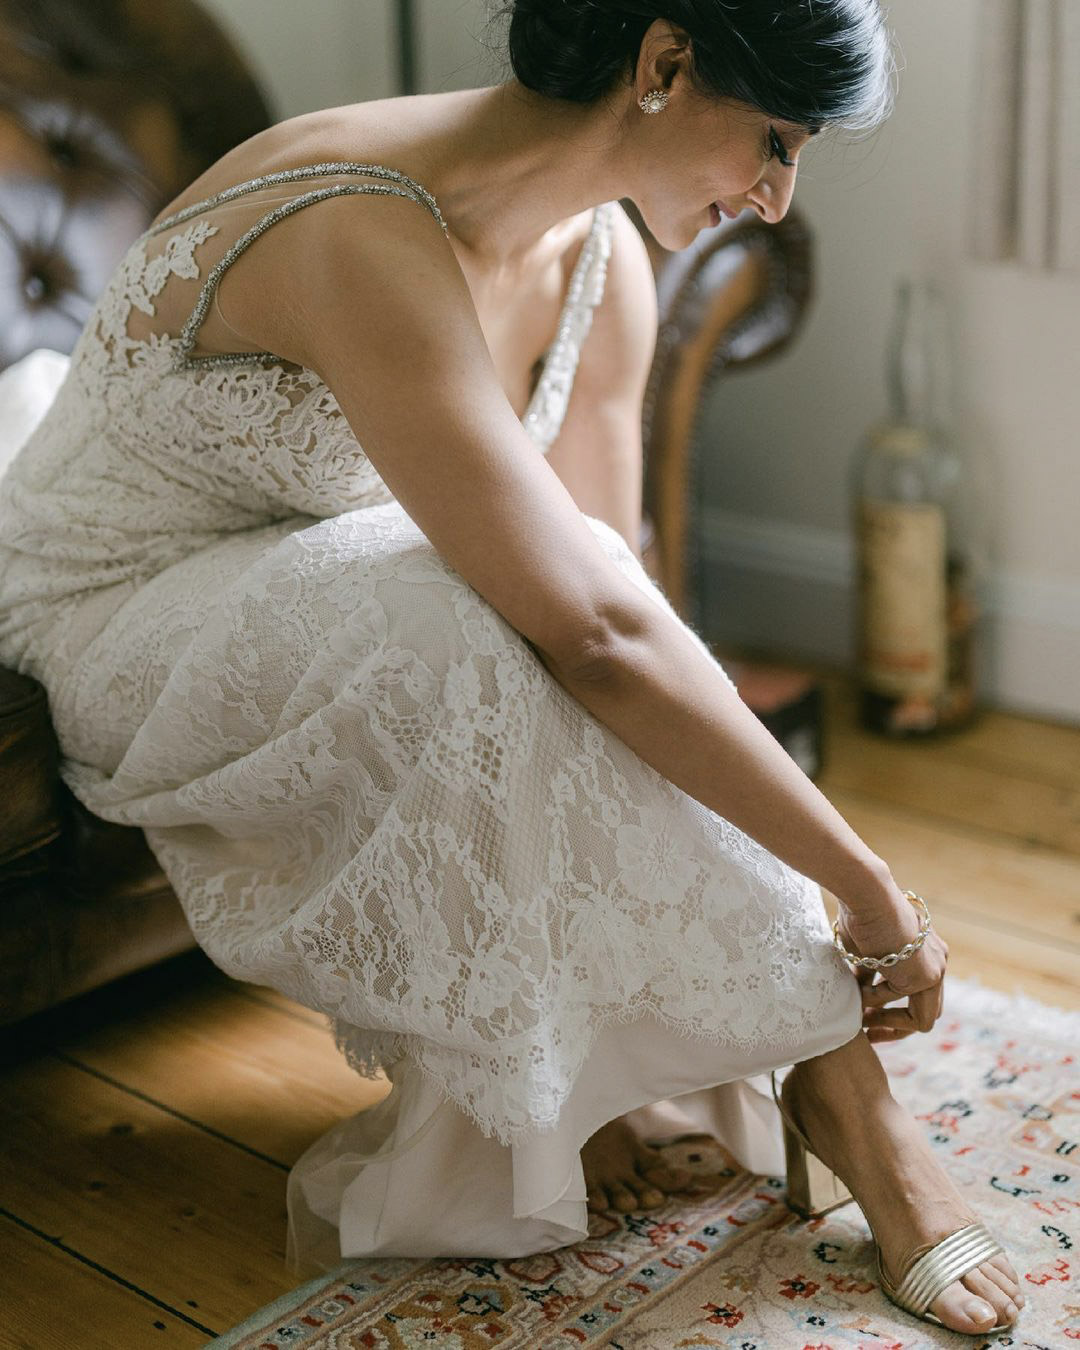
[142,97,602,418]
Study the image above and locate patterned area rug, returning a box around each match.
[209,977,1079,1348]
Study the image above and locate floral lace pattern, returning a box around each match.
[0,166,856,1146]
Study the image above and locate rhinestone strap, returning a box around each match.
[148,161,447,239]
[172,181,448,373]
[522,201,615,447]
[831,890,932,970]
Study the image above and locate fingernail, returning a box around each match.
[965,1299,993,1322]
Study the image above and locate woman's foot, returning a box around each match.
[783,1032,1025,1336]
[581,1113,693,1213]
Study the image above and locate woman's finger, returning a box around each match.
[860,979,905,1005]
[908,986,943,1032]
[863,1005,918,1030]
[864,996,942,1035]
[861,975,939,1005]
[858,1026,912,1047]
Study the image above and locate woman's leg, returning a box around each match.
[782,1026,1023,1334]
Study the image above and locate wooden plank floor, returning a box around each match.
[2,665,1077,1346]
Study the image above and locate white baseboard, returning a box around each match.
[697,506,1080,726]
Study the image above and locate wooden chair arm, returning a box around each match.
[625,202,815,626]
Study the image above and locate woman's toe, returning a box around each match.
[979,1255,1022,1304]
[636,1182,665,1208]
[986,1251,1023,1296]
[929,1278,1001,1333]
[609,1182,638,1212]
[961,1266,1018,1323]
[627,1165,672,1208]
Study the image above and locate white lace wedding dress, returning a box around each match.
[0,163,861,1274]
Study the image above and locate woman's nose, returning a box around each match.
[748,164,798,225]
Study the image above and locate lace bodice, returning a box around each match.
[0,163,616,675]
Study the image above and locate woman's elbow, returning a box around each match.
[549,598,654,685]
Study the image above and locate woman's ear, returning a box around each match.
[637,16,694,92]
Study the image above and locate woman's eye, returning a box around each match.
[767,128,795,168]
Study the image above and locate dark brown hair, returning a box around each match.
[490,0,896,133]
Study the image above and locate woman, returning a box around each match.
[0,0,1024,1334]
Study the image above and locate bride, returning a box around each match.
[0,0,1023,1334]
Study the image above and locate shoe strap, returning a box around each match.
[888,1221,1006,1315]
[770,1068,811,1151]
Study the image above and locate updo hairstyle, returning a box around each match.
[489,0,896,133]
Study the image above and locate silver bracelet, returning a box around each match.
[831,890,932,971]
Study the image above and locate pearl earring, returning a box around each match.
[639,88,669,114]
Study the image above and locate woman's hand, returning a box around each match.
[836,890,949,1042]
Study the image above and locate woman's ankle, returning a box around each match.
[794,1028,889,1086]
[786,1036,896,1132]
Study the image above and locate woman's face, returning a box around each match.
[625,24,816,250]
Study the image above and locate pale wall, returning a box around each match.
[198,0,500,117]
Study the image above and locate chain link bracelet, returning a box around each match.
[831,889,932,971]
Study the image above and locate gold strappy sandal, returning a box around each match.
[876,1221,1012,1332]
[770,1069,1013,1335]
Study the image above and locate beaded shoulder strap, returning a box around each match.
[149,162,449,373]
[147,161,447,239]
[523,201,616,452]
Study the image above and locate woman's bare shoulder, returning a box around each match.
[209,170,464,373]
[147,102,440,232]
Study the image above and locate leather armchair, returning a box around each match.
[0,1,814,1027]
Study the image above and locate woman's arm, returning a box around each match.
[234,190,899,921]
[544,204,654,557]
[545,205,899,917]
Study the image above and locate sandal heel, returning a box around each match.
[771,1069,854,1220]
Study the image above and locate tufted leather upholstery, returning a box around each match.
[0,2,815,1027]
[0,0,271,371]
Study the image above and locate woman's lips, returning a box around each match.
[708,200,738,227]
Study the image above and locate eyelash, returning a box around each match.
[767,128,795,168]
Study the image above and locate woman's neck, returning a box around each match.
[410,81,629,267]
